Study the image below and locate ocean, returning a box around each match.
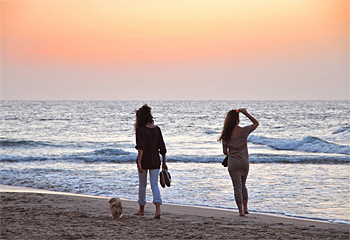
[1,100,349,224]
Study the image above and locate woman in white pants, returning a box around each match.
[134,104,167,219]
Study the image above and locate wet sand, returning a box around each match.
[1,185,349,239]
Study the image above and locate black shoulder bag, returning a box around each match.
[222,156,228,167]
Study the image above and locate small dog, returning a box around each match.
[108,197,123,220]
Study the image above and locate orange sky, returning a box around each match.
[2,0,348,63]
[1,0,349,100]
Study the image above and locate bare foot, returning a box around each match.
[154,212,161,219]
[244,211,249,214]
[154,203,161,219]
[134,211,144,216]
[135,205,145,216]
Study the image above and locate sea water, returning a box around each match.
[1,101,349,223]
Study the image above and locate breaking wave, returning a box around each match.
[248,135,350,155]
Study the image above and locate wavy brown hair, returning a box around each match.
[135,104,154,130]
[218,110,239,143]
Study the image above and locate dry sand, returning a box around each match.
[1,185,349,240]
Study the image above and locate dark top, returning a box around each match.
[135,126,167,169]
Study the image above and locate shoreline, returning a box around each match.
[1,184,348,227]
[1,184,347,226]
[1,185,349,239]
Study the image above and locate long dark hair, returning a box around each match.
[218,110,239,143]
[135,104,154,130]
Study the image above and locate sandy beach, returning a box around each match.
[0,185,348,240]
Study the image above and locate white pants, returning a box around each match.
[138,169,162,205]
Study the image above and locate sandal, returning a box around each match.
[159,171,166,188]
[163,170,171,187]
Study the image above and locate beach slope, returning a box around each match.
[1,185,348,240]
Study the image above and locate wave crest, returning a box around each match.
[333,126,350,135]
[0,139,60,148]
[248,135,350,155]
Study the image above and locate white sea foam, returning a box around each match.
[248,135,350,155]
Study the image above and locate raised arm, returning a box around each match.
[239,108,259,130]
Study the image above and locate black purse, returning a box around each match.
[222,156,228,167]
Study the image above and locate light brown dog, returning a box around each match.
[108,197,123,220]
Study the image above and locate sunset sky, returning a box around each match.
[1,0,349,100]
